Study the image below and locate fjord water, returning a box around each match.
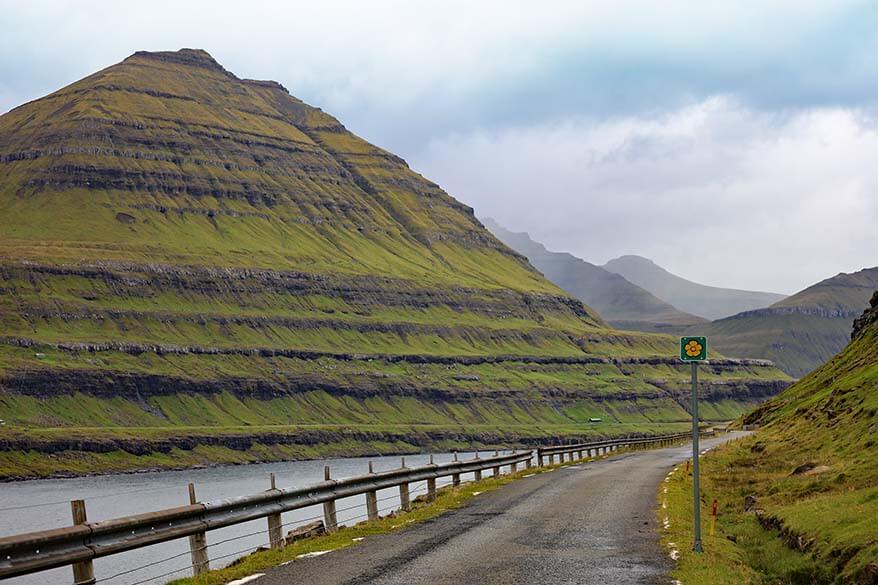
[0,451,490,585]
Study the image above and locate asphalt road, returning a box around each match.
[254,433,741,585]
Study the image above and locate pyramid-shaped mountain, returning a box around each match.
[0,50,787,478]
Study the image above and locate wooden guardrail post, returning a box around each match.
[267,474,283,549]
[70,500,95,585]
[537,452,544,466]
[187,484,209,576]
[366,461,379,521]
[426,454,437,501]
[452,452,461,486]
[399,458,411,511]
[323,465,338,533]
[493,450,500,477]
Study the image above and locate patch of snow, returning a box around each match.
[228,575,265,585]
[296,550,332,559]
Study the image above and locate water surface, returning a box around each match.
[0,450,508,584]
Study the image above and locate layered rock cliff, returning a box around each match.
[0,49,789,478]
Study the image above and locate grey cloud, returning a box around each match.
[415,99,878,294]
[0,1,876,292]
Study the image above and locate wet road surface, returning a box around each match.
[255,433,741,585]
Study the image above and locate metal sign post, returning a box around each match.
[680,336,707,553]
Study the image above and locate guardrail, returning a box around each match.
[0,430,714,584]
[0,450,532,583]
[535,431,715,466]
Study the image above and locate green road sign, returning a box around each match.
[680,336,708,361]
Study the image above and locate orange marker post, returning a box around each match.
[710,498,718,536]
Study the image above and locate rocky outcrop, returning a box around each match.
[0,364,785,402]
[729,306,863,320]
[0,335,777,369]
[1,261,598,323]
[852,290,878,339]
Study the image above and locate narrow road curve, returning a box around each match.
[256,433,741,585]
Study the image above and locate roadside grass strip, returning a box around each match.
[659,449,836,585]
[659,463,762,585]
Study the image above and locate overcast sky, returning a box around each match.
[2,1,877,294]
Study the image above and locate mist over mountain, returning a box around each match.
[483,219,706,333]
[603,255,786,320]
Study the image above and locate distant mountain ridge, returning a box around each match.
[483,219,706,332]
[483,220,874,378]
[694,266,878,377]
[603,255,786,320]
[772,267,878,314]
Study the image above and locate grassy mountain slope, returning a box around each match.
[483,219,706,332]
[668,291,878,584]
[693,267,878,377]
[604,255,786,320]
[0,49,788,479]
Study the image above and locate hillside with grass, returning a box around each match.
[692,267,878,377]
[0,49,788,479]
[665,291,878,584]
[484,218,706,332]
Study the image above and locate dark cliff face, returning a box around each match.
[852,290,878,339]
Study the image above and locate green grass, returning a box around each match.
[661,457,831,585]
[661,316,878,584]
[690,312,855,377]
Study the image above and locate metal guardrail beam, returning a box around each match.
[0,430,711,582]
[0,451,532,580]
[535,431,716,465]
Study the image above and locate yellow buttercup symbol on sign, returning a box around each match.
[684,340,703,357]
